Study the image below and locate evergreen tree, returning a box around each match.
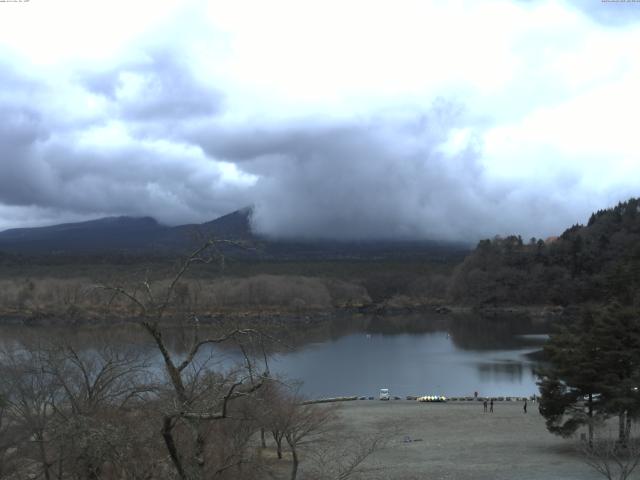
[538,305,640,446]
[591,304,640,446]
[537,312,605,446]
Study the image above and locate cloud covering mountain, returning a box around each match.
[0,0,639,241]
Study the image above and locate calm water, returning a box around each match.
[0,314,547,399]
[269,331,543,398]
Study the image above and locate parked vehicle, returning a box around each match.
[380,388,390,400]
[417,395,447,402]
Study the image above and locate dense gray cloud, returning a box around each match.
[187,112,603,242]
[0,0,638,241]
[0,53,631,242]
[0,59,248,226]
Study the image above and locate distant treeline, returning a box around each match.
[0,250,176,266]
[450,197,640,306]
[0,248,463,316]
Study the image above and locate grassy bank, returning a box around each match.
[325,400,602,480]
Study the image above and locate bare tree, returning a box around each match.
[258,382,386,480]
[281,396,337,480]
[46,343,152,415]
[303,432,387,480]
[49,343,156,480]
[580,432,640,480]
[0,345,60,480]
[102,240,270,480]
[0,339,159,480]
[0,389,20,479]
[257,379,291,461]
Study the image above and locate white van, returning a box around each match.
[380,388,390,400]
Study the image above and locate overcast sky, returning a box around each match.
[0,0,639,241]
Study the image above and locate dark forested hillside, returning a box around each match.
[449,198,640,306]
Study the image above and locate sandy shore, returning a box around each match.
[331,400,603,480]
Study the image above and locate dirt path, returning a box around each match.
[332,400,606,480]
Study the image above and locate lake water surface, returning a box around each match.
[270,330,544,398]
[0,314,547,399]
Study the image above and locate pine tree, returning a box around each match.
[538,305,640,446]
[537,312,606,446]
[591,304,640,446]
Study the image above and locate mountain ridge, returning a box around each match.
[0,209,253,254]
[0,207,469,260]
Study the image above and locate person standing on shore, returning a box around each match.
[483,399,487,413]
[490,399,494,413]
[524,399,528,413]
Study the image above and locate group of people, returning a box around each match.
[474,391,531,413]
[483,398,494,413]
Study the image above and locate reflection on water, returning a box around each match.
[269,329,542,398]
[476,360,526,383]
[0,313,548,398]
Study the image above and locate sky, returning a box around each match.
[0,0,639,242]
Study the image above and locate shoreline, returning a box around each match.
[305,396,537,404]
[0,301,569,327]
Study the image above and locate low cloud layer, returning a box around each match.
[0,1,639,242]
[193,112,629,241]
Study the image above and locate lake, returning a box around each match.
[0,313,548,399]
[269,330,544,398]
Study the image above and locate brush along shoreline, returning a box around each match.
[0,301,569,327]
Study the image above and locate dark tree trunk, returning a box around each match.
[193,426,206,480]
[618,410,630,447]
[272,431,283,459]
[290,444,299,480]
[588,394,594,448]
[162,416,187,480]
[36,432,51,480]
